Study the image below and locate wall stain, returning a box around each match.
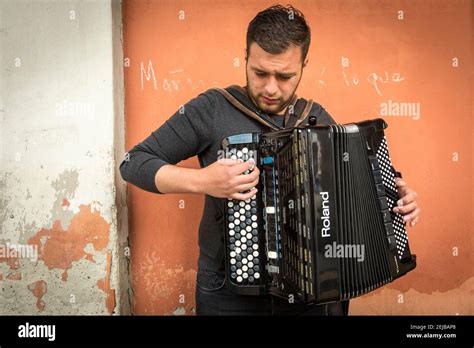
[28,205,110,281]
[50,170,78,230]
[27,280,47,312]
[132,252,196,315]
[97,250,116,314]
[350,277,474,315]
[6,272,22,281]
[0,245,21,270]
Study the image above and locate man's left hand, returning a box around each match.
[393,177,420,227]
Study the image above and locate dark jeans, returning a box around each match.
[195,270,349,316]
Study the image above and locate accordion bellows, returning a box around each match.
[222,118,416,304]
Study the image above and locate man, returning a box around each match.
[119,5,420,315]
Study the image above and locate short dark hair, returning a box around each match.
[246,4,311,62]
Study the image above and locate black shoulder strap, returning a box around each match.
[212,85,314,130]
[295,99,314,127]
[286,99,307,128]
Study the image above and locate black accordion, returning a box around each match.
[221,118,416,304]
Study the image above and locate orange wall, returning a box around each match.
[122,0,473,315]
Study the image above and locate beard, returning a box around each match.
[245,72,300,115]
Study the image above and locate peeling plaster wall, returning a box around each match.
[0,0,129,314]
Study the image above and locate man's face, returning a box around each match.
[245,42,307,115]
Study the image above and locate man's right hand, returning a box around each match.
[199,158,260,200]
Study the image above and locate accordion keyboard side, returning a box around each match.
[360,120,417,277]
[221,133,268,296]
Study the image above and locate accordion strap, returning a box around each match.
[295,99,314,127]
[212,85,314,130]
[291,98,314,128]
[212,86,281,130]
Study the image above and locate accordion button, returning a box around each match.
[369,156,380,171]
[373,171,383,184]
[235,241,241,247]
[254,272,260,279]
[248,269,254,275]
[243,273,249,279]
[241,237,247,243]
[242,258,248,265]
[236,269,242,275]
[246,233,252,239]
[248,276,254,282]
[387,235,397,249]
[230,259,236,265]
[230,265,237,272]
[230,251,236,258]
[253,251,259,257]
[379,197,389,210]
[241,244,247,250]
[248,255,254,261]
[382,210,391,223]
[236,276,243,283]
[251,215,257,221]
[247,240,253,247]
[231,273,237,279]
[385,223,395,236]
[376,184,385,197]
[235,247,241,254]
[252,244,259,250]
[242,147,248,154]
[248,262,254,268]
